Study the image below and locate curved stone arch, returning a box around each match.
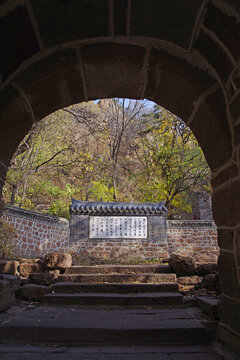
[0,41,231,168]
[0,0,240,353]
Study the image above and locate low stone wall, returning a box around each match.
[69,239,169,262]
[69,221,219,261]
[0,206,219,260]
[167,220,219,258]
[1,206,69,257]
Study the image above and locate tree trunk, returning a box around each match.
[10,184,17,205]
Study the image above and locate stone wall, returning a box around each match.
[198,194,213,221]
[69,207,169,261]
[1,206,69,257]
[0,206,219,260]
[69,220,219,261]
[69,238,169,262]
[167,220,219,258]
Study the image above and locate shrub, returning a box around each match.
[0,221,17,259]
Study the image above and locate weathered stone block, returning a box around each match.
[219,295,240,334]
[178,284,195,293]
[145,48,214,122]
[0,87,33,169]
[230,91,240,123]
[0,275,20,291]
[19,263,43,278]
[17,284,50,301]
[0,5,39,80]
[16,49,85,121]
[217,229,234,251]
[0,260,19,275]
[218,253,240,297]
[18,258,42,264]
[43,253,72,270]
[81,43,145,99]
[177,276,203,285]
[48,270,60,276]
[21,278,30,286]
[196,263,218,276]
[196,295,219,319]
[233,122,240,147]
[0,280,15,312]
[218,323,240,355]
[131,0,203,49]
[56,254,72,269]
[195,32,233,82]
[114,0,128,36]
[211,163,238,189]
[169,254,196,276]
[195,254,218,264]
[29,273,56,285]
[203,273,218,291]
[212,178,240,227]
[190,89,232,171]
[110,246,142,262]
[31,0,109,47]
[204,3,240,61]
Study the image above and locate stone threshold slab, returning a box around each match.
[65,265,172,275]
[51,282,179,293]
[0,306,206,345]
[56,273,177,284]
[44,292,183,307]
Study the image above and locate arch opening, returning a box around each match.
[0,9,239,349]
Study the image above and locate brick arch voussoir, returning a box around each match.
[0,85,34,192]
[0,42,232,195]
[187,88,233,174]
[0,41,149,196]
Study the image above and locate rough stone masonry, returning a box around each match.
[69,199,169,260]
[1,204,219,261]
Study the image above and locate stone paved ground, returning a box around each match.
[0,343,239,360]
[0,304,239,359]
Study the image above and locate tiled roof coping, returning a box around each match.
[70,198,167,215]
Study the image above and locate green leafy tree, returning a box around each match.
[2,100,210,219]
[132,106,210,218]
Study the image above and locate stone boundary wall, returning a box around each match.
[0,207,219,259]
[69,220,219,261]
[69,211,169,261]
[69,238,169,262]
[1,206,69,257]
[167,220,219,257]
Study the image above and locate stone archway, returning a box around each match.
[0,0,240,353]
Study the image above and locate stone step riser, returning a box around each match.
[51,282,179,294]
[56,273,177,284]
[65,265,172,275]
[44,293,183,307]
[0,326,206,346]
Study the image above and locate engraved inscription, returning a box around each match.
[89,216,147,239]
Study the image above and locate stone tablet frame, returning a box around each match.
[89,216,148,239]
[69,200,168,245]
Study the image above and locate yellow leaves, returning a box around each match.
[3,99,210,219]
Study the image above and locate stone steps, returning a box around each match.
[196,296,219,319]
[51,282,179,294]
[45,269,180,307]
[0,281,15,312]
[65,264,172,274]
[45,267,179,308]
[0,306,207,345]
[44,292,183,307]
[56,273,177,284]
